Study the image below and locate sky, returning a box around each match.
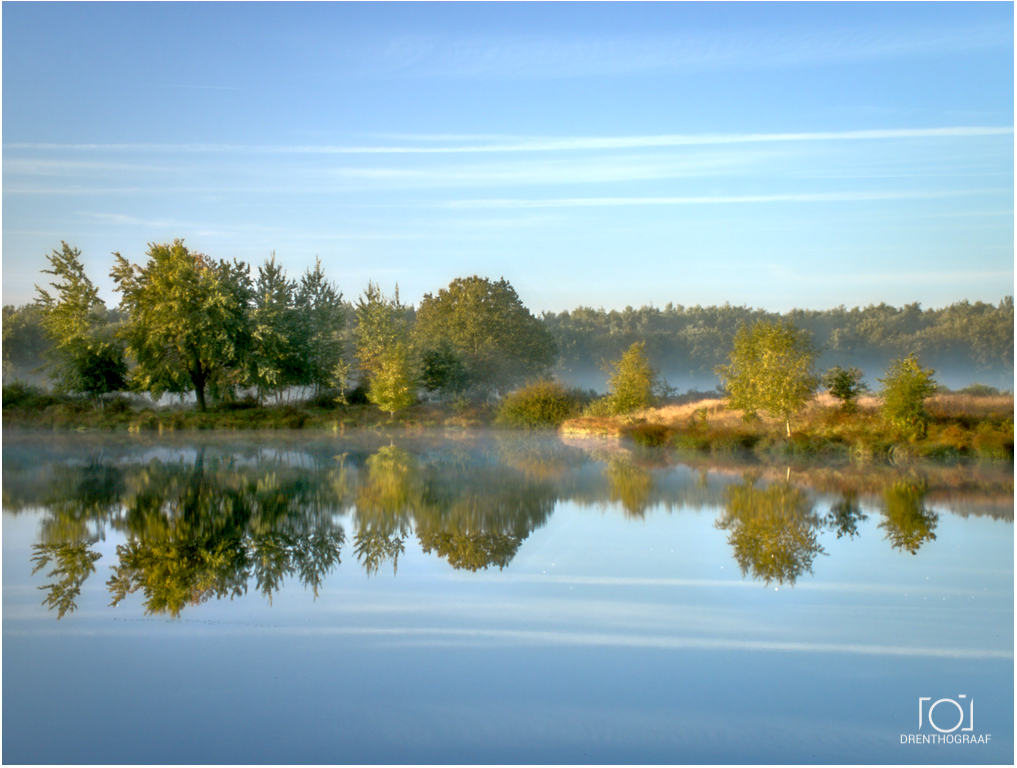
[2,2,1014,315]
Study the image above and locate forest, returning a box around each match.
[2,241,1014,416]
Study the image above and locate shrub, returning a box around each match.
[955,383,1001,397]
[496,379,587,428]
[879,354,937,440]
[603,342,659,414]
[2,381,62,411]
[822,366,869,413]
[103,396,133,414]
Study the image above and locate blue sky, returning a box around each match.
[3,2,1013,314]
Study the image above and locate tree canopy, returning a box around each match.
[414,276,557,396]
[716,319,819,436]
[111,240,252,411]
[34,242,127,401]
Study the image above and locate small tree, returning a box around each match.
[822,366,869,413]
[715,319,819,437]
[878,354,937,440]
[367,342,415,418]
[604,341,659,414]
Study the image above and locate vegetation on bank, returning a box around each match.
[561,391,1014,462]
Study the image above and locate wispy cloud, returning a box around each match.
[6,126,1012,155]
[440,188,1008,210]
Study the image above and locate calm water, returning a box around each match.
[3,431,1013,764]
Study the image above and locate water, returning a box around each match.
[3,431,1012,764]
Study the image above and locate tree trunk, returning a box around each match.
[191,362,207,412]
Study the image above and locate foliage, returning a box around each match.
[879,481,937,554]
[415,276,557,395]
[2,304,48,381]
[34,243,128,402]
[111,240,252,411]
[716,319,819,437]
[367,342,416,417]
[496,379,587,428]
[822,366,869,413]
[715,480,824,586]
[419,339,471,399]
[294,258,346,396]
[604,341,660,414]
[248,254,300,402]
[878,354,937,440]
[30,542,103,619]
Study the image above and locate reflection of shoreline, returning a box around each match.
[559,435,1014,521]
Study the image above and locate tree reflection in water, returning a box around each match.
[603,456,654,518]
[879,480,938,554]
[716,478,826,586]
[30,543,103,619]
[824,491,868,540]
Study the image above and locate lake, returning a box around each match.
[2,430,1013,764]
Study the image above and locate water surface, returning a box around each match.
[3,431,1012,764]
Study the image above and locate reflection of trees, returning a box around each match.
[603,457,654,518]
[824,491,868,539]
[30,543,102,619]
[716,480,825,586]
[353,447,415,576]
[880,481,938,554]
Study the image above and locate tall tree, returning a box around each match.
[111,240,252,411]
[716,319,819,437]
[294,258,346,396]
[249,254,300,403]
[34,242,127,401]
[414,276,556,396]
[354,281,408,384]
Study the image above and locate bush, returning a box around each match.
[2,381,62,411]
[496,380,587,428]
[103,396,134,414]
[879,354,937,440]
[629,423,670,447]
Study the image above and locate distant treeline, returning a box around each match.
[545,298,1014,391]
[2,240,1013,402]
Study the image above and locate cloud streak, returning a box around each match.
[6,126,1012,156]
[440,188,1009,209]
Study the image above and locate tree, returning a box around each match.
[354,282,411,404]
[367,341,416,417]
[294,258,346,396]
[35,242,127,402]
[111,240,252,411]
[878,354,937,439]
[604,341,659,414]
[419,339,471,399]
[715,319,819,437]
[414,276,556,396]
[821,366,869,413]
[2,304,49,382]
[249,254,300,403]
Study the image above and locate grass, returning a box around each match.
[559,392,1014,462]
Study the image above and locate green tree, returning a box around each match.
[367,341,416,417]
[821,366,869,413]
[294,258,346,396]
[414,276,556,396]
[111,240,252,411]
[34,243,128,402]
[249,254,300,403]
[604,341,660,414]
[354,282,409,395]
[419,339,471,399]
[716,319,819,437]
[878,354,937,440]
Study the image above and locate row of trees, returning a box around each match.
[14,241,557,412]
[3,240,1011,415]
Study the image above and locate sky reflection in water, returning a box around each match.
[2,432,1012,764]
